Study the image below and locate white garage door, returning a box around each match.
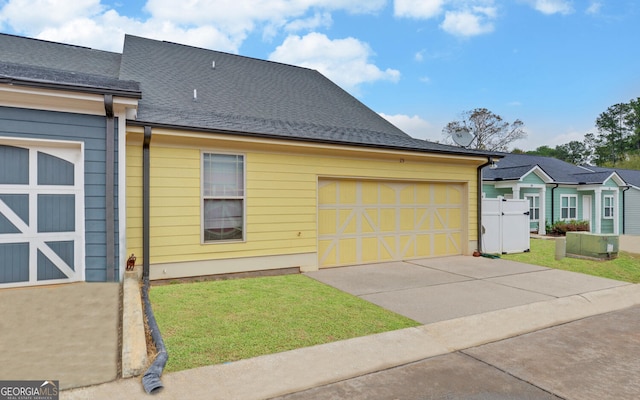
[0,141,84,288]
[318,179,464,268]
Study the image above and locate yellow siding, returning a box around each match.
[126,130,480,268]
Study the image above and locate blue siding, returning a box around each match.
[0,106,119,282]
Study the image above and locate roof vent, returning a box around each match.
[193,89,197,102]
[212,61,216,69]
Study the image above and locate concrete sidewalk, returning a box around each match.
[62,256,640,400]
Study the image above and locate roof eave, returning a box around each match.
[0,76,142,98]
[128,119,499,159]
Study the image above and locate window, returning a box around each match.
[560,195,577,220]
[603,195,614,219]
[526,194,540,221]
[202,153,244,242]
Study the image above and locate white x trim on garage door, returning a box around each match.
[318,179,465,268]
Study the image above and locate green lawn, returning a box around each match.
[502,238,640,283]
[149,274,419,372]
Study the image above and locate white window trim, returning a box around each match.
[200,151,246,244]
[603,194,614,219]
[560,194,577,220]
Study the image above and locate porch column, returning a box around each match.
[594,188,602,234]
[613,189,619,235]
[539,186,546,235]
[512,185,521,199]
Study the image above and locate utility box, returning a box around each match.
[566,232,619,260]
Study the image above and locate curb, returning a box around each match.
[121,266,148,378]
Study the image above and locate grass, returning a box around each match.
[502,238,640,283]
[149,274,419,372]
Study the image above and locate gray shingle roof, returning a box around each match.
[119,35,492,156]
[0,33,495,157]
[0,61,140,96]
[584,165,640,187]
[0,33,122,78]
[0,33,139,96]
[484,153,621,184]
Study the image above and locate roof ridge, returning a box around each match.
[125,34,318,73]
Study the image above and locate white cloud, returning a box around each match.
[379,113,436,140]
[527,0,574,15]
[586,1,602,15]
[394,0,445,19]
[440,7,496,37]
[269,32,400,94]
[395,0,498,38]
[0,0,386,53]
[285,12,333,32]
[0,0,103,33]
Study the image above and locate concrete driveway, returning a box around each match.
[305,256,630,324]
[0,283,121,390]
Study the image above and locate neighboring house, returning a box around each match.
[582,166,640,235]
[0,34,141,288]
[2,33,497,285]
[482,153,628,236]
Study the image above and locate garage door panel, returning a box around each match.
[362,210,377,233]
[339,181,357,204]
[318,180,464,268]
[318,209,336,235]
[339,209,356,234]
[380,209,395,231]
[400,209,415,230]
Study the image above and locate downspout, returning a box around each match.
[141,126,168,394]
[550,183,559,226]
[622,186,630,234]
[104,95,116,281]
[477,156,493,253]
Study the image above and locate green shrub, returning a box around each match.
[546,220,590,235]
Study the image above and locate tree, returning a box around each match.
[442,108,527,151]
[594,103,631,166]
[555,141,592,165]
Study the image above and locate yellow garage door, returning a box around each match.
[318,179,464,268]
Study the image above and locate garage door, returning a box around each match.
[318,179,464,268]
[0,141,84,288]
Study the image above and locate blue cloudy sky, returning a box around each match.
[1,0,638,150]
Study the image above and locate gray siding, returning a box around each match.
[624,188,640,235]
[0,106,119,282]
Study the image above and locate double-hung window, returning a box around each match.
[525,194,540,221]
[560,195,577,220]
[202,153,244,242]
[603,195,614,219]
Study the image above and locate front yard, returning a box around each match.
[149,274,419,372]
[502,238,640,283]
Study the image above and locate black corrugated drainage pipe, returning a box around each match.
[141,126,168,394]
[477,156,493,253]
